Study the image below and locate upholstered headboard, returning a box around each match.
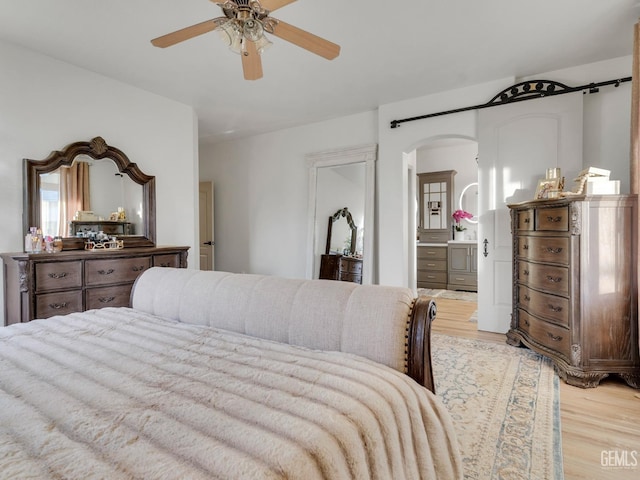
[131,267,416,375]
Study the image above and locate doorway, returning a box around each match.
[412,135,479,325]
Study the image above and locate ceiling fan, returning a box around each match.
[151,0,340,80]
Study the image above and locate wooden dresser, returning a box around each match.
[319,254,363,284]
[1,246,189,325]
[507,196,639,388]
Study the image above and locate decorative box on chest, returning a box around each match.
[507,195,639,388]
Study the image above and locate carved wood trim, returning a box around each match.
[407,296,437,393]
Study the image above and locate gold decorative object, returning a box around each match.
[85,239,124,252]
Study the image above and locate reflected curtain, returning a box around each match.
[58,162,90,236]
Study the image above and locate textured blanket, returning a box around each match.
[0,308,462,479]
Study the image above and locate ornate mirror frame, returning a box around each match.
[325,207,358,255]
[24,136,156,250]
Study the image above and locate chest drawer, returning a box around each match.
[516,209,534,231]
[417,258,447,272]
[153,253,182,268]
[448,273,478,288]
[34,261,82,293]
[536,206,569,231]
[417,246,447,260]
[340,258,363,274]
[517,236,570,265]
[519,309,570,359]
[86,284,134,310]
[517,261,569,296]
[35,290,83,319]
[517,285,569,327]
[85,256,151,286]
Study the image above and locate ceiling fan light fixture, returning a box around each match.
[243,18,264,42]
[254,34,272,54]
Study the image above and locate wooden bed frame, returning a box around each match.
[407,296,437,393]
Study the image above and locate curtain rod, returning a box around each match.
[389,77,632,129]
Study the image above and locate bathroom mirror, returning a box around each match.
[24,136,156,250]
[459,182,479,224]
[306,144,376,283]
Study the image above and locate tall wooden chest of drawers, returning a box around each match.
[507,196,639,388]
[1,246,189,325]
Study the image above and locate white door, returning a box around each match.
[199,182,215,270]
[477,94,583,333]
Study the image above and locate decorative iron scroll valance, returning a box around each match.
[389,77,632,129]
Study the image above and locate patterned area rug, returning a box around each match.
[418,288,478,302]
[432,334,563,480]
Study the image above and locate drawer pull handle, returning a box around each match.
[545,247,563,254]
[523,318,530,327]
[49,302,68,310]
[455,277,465,281]
[546,275,562,283]
[548,304,563,312]
[524,218,530,224]
[547,332,563,342]
[522,244,529,250]
[523,269,529,276]
[98,269,115,275]
[159,262,171,267]
[99,296,116,304]
[48,272,68,279]
[132,265,145,272]
[523,294,531,301]
[427,263,436,267]
[546,216,563,223]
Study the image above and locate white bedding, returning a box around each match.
[0,308,462,479]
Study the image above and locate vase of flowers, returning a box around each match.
[452,209,473,240]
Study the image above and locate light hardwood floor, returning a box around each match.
[432,297,640,480]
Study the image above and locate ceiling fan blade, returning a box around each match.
[260,0,297,12]
[242,40,263,80]
[268,19,340,60]
[151,18,227,48]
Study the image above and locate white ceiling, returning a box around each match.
[1,0,638,144]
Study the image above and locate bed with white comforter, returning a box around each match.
[0,268,462,479]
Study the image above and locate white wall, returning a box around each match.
[199,111,377,279]
[0,40,199,324]
[202,56,633,288]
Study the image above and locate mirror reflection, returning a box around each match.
[24,136,156,250]
[326,207,358,255]
[459,182,479,224]
[39,155,143,238]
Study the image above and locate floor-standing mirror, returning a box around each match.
[306,144,376,284]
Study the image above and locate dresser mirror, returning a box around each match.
[326,207,357,255]
[24,136,156,250]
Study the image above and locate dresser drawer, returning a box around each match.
[519,309,570,359]
[535,206,569,231]
[517,285,569,327]
[516,209,534,231]
[418,271,448,284]
[85,256,151,286]
[417,258,447,272]
[86,284,133,310]
[153,253,182,268]
[340,258,363,274]
[34,261,82,293]
[35,291,83,319]
[517,261,569,296]
[417,246,447,260]
[448,273,478,288]
[517,236,570,265]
